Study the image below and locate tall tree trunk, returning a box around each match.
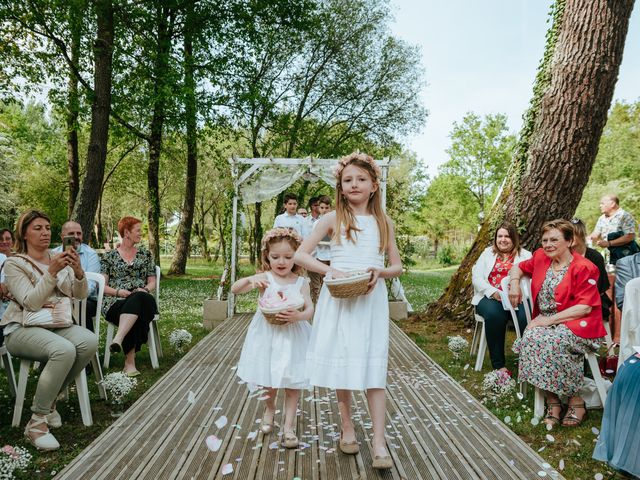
[253,201,263,265]
[426,0,635,324]
[96,194,104,245]
[72,0,113,241]
[169,6,198,275]
[146,6,173,267]
[66,0,82,218]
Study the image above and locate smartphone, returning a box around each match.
[62,236,76,252]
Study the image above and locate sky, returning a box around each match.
[389,0,640,175]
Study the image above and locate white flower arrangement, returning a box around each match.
[101,372,137,404]
[481,370,516,402]
[0,445,32,479]
[169,329,193,353]
[447,335,469,359]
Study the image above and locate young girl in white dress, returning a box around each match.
[294,152,402,470]
[232,228,314,448]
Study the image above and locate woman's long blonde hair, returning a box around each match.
[333,152,389,253]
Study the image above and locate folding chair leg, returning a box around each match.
[2,352,17,398]
[75,371,93,426]
[586,353,608,408]
[534,387,545,419]
[148,324,159,369]
[474,322,486,372]
[519,381,527,397]
[470,321,480,355]
[13,360,31,427]
[152,321,163,358]
[91,353,107,400]
[603,321,613,350]
[104,323,114,369]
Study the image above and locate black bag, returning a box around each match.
[607,230,640,264]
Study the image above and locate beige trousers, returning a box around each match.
[5,324,98,414]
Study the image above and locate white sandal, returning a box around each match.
[24,415,60,451]
[281,431,299,449]
[46,409,62,428]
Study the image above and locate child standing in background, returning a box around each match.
[308,195,332,303]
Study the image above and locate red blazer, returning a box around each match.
[518,248,606,339]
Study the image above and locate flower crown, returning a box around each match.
[332,152,382,181]
[261,227,302,251]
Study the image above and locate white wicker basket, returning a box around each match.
[324,271,371,298]
[260,301,305,325]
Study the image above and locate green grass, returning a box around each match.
[0,261,625,479]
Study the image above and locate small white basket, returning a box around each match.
[260,301,305,325]
[324,271,371,298]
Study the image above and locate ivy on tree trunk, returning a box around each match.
[425,0,635,325]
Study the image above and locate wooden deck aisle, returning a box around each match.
[57,314,562,480]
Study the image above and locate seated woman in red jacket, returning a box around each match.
[508,219,605,428]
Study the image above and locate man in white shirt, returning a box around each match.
[589,194,638,264]
[273,193,307,238]
[52,221,101,331]
[308,197,320,223]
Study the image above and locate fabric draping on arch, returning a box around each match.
[240,163,337,204]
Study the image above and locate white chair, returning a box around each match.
[618,277,640,370]
[104,266,162,369]
[13,357,94,427]
[472,276,527,372]
[516,278,609,418]
[13,278,107,427]
[75,272,107,400]
[1,343,17,397]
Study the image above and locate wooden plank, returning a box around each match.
[57,315,249,480]
[56,314,561,480]
[387,323,557,478]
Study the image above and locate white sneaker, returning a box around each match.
[46,409,62,428]
[24,416,60,451]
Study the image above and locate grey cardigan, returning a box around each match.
[0,254,88,327]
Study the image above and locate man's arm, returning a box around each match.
[85,247,102,296]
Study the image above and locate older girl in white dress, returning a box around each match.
[232,228,313,449]
[295,152,402,470]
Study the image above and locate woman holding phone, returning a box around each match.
[1,210,98,450]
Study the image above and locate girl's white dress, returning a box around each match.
[305,215,389,390]
[237,272,311,389]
